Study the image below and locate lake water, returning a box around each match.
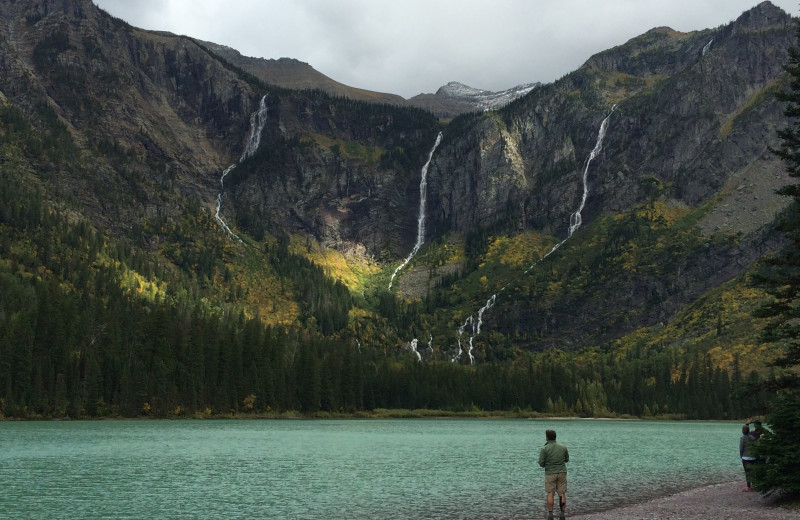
[0,419,742,519]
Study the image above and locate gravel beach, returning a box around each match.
[568,480,798,519]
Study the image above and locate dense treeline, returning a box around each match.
[0,261,765,418]
[268,236,352,335]
[0,174,765,419]
[748,22,800,495]
[0,102,766,421]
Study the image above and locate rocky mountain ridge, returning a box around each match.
[0,0,796,356]
[196,40,542,118]
[196,40,408,106]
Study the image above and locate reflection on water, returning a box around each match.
[0,419,740,519]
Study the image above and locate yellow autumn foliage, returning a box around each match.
[287,235,380,294]
[225,247,300,325]
[484,231,557,267]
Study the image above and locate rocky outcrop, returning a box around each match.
[412,2,795,351]
[0,0,438,252]
[224,92,439,255]
[427,1,795,241]
[0,0,264,228]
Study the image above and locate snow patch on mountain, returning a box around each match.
[436,81,539,110]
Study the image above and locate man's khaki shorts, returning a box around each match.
[545,472,567,494]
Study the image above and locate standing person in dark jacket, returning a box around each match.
[538,429,569,520]
[740,423,756,491]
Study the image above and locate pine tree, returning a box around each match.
[749,21,800,496]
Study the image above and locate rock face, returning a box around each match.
[416,1,795,350]
[0,0,797,351]
[7,1,789,256]
[0,0,260,226]
[426,1,794,241]
[224,93,440,255]
[0,0,439,253]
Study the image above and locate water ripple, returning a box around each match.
[0,419,740,519]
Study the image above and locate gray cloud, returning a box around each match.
[93,0,798,98]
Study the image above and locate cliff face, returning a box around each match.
[427,2,794,241]
[0,0,260,227]
[1,0,797,353]
[223,92,440,255]
[6,1,788,258]
[410,2,795,350]
[0,0,438,252]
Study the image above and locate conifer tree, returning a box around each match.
[749,21,800,496]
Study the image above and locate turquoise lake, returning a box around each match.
[0,419,742,519]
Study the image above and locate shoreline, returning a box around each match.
[568,480,798,519]
[0,408,751,421]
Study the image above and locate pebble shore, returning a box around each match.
[568,480,797,519]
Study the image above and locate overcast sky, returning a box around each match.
[92,0,798,99]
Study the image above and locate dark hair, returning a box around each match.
[742,424,750,435]
[546,429,557,441]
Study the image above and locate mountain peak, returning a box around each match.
[732,1,793,32]
[409,80,539,117]
[436,82,491,97]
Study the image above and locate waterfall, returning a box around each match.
[568,105,615,237]
[454,316,471,362]
[454,294,496,364]
[388,132,444,289]
[214,95,268,240]
[241,95,269,161]
[454,105,616,363]
[702,39,713,56]
[215,165,241,240]
[405,333,433,363]
[409,338,422,362]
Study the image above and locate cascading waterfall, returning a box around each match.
[568,105,615,237]
[453,105,616,364]
[242,95,269,161]
[409,338,422,362]
[388,132,444,289]
[521,104,616,270]
[454,294,496,363]
[408,332,436,362]
[702,39,713,56]
[214,95,269,240]
[454,316,472,363]
[215,165,241,240]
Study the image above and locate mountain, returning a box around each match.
[197,41,539,117]
[196,40,408,106]
[408,81,541,118]
[420,1,795,349]
[0,0,793,418]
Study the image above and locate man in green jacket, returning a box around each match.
[538,429,569,519]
